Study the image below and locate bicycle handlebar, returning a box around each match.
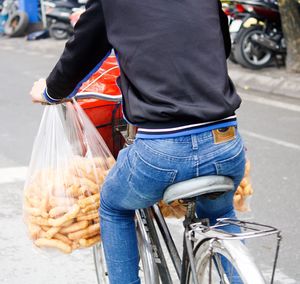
[75,92,123,103]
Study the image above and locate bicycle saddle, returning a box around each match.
[163,176,234,204]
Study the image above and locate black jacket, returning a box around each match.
[46,0,241,129]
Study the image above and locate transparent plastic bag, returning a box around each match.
[23,100,115,254]
[158,200,187,219]
[234,159,253,212]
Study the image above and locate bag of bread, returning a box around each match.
[23,99,115,254]
[234,159,253,213]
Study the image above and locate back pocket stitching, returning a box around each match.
[214,144,245,175]
[128,150,177,184]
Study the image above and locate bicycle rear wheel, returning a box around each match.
[186,239,266,284]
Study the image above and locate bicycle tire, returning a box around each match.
[186,238,266,284]
[93,243,109,284]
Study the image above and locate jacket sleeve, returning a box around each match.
[218,1,231,59]
[45,0,112,100]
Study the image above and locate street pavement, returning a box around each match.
[0,37,299,284]
[228,62,300,101]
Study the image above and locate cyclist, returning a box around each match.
[31,0,245,283]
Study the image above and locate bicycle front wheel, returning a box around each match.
[93,242,109,284]
[187,239,266,284]
[93,212,159,284]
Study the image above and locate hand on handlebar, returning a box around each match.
[30,78,48,104]
[30,79,72,105]
[30,78,123,105]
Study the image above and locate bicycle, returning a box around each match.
[75,92,282,284]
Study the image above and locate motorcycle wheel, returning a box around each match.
[4,11,29,37]
[49,22,71,40]
[233,25,273,69]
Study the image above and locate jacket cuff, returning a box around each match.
[43,88,62,104]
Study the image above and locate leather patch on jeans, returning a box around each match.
[212,126,236,144]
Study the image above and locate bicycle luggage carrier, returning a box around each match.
[189,218,282,284]
[190,218,280,240]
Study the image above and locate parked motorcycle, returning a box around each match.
[223,2,247,63]
[44,0,85,40]
[228,0,292,69]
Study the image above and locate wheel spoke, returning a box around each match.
[244,43,252,55]
[253,55,258,64]
[190,239,267,284]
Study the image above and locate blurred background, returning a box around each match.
[0,0,299,283]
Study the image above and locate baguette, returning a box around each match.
[48,205,80,227]
[35,238,72,254]
[59,220,89,234]
[68,223,100,240]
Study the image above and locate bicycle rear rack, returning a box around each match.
[190,218,280,240]
[189,218,282,284]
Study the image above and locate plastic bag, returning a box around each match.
[158,200,187,219]
[23,100,115,254]
[234,159,253,212]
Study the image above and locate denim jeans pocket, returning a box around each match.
[127,150,177,202]
[214,142,246,186]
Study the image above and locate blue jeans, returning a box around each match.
[100,128,246,284]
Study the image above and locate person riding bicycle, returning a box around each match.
[30,0,246,283]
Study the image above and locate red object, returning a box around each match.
[253,6,279,22]
[223,7,231,16]
[77,56,125,158]
[70,9,84,27]
[236,4,245,13]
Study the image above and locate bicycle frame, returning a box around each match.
[136,199,202,284]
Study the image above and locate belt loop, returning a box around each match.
[191,135,198,150]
